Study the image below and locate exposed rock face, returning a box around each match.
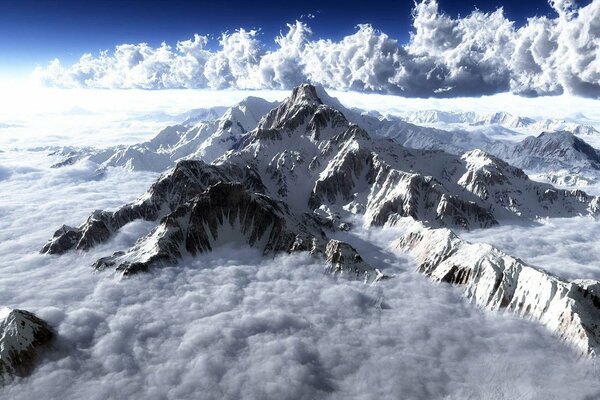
[92,182,380,280]
[323,240,385,282]
[42,160,265,254]
[391,218,600,356]
[370,113,600,186]
[0,307,54,379]
[457,149,600,219]
[498,131,600,171]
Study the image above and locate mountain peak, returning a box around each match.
[0,307,54,377]
[288,84,323,106]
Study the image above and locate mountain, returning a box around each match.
[41,84,600,355]
[494,131,600,171]
[48,87,600,190]
[0,307,54,379]
[530,119,600,136]
[43,84,600,248]
[403,110,534,128]
[403,110,476,124]
[310,100,600,186]
[374,122,600,186]
[473,112,536,128]
[393,217,600,356]
[92,182,382,282]
[178,106,227,125]
[51,97,277,172]
[401,109,599,135]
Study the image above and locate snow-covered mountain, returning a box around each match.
[43,85,600,251]
[92,182,383,281]
[374,123,600,186]
[41,84,600,357]
[0,308,54,379]
[530,119,600,136]
[401,109,599,135]
[51,97,277,172]
[392,218,600,356]
[48,86,600,190]
[300,94,600,187]
[493,131,600,171]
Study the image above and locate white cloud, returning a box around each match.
[302,24,401,92]
[31,0,600,97]
[204,29,264,89]
[255,22,312,89]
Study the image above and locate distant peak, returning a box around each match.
[537,130,574,138]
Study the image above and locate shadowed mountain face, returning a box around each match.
[0,308,54,380]
[40,84,600,356]
[506,131,600,170]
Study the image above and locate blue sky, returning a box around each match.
[0,0,572,78]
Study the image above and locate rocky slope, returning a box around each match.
[377,125,600,186]
[0,308,54,379]
[392,217,600,356]
[42,160,266,254]
[48,87,600,189]
[495,131,600,171]
[92,182,380,281]
[311,98,600,187]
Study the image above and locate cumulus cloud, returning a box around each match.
[32,0,600,97]
[1,149,600,399]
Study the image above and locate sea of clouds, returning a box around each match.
[32,0,600,98]
[1,151,600,399]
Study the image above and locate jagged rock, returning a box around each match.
[0,307,54,379]
[41,160,266,254]
[323,240,384,282]
[497,131,600,171]
[391,218,600,356]
[92,182,381,280]
[372,112,600,185]
[40,83,600,356]
[458,149,600,219]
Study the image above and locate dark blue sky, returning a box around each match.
[0,0,575,77]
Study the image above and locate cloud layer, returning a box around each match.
[33,0,600,97]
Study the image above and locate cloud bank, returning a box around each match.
[33,0,600,97]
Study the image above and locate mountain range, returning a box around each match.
[31,85,600,362]
[4,84,600,380]
[50,87,600,188]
